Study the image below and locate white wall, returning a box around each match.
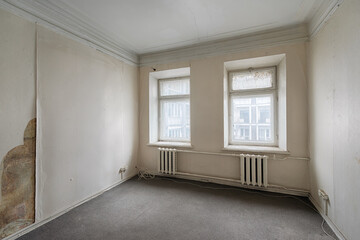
[0,6,139,224]
[4,1,359,238]
[308,0,360,239]
[139,43,309,191]
[0,8,36,199]
[36,26,139,220]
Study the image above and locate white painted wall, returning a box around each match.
[36,26,139,220]
[0,8,36,199]
[139,43,309,190]
[4,1,359,238]
[1,6,139,224]
[308,0,360,239]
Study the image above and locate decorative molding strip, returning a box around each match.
[309,195,348,240]
[140,22,279,54]
[139,24,308,66]
[2,173,137,240]
[0,0,343,66]
[308,0,344,39]
[0,0,138,65]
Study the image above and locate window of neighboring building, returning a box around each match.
[148,67,191,147]
[228,67,277,146]
[158,78,190,142]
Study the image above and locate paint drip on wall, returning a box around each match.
[0,118,36,239]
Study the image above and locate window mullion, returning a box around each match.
[159,95,189,100]
[158,77,190,142]
[229,66,276,146]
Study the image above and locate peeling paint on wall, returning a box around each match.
[0,118,36,239]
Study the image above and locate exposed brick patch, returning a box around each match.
[0,119,36,239]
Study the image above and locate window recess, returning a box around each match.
[228,67,277,146]
[158,78,190,142]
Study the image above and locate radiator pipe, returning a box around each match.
[173,172,308,194]
[176,171,242,183]
[167,149,309,161]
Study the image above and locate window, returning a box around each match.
[229,67,277,146]
[149,67,191,147]
[158,78,190,142]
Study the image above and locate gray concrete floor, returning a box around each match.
[18,177,337,240]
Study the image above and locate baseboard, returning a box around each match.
[156,172,309,197]
[161,172,349,239]
[3,173,137,240]
[308,195,347,240]
[4,172,345,240]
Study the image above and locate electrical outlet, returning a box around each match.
[119,167,127,174]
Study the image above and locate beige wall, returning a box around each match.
[139,43,309,190]
[0,7,139,226]
[0,8,37,238]
[4,1,360,238]
[36,26,139,220]
[0,8,36,179]
[308,0,360,239]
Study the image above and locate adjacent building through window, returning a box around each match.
[159,78,190,141]
[229,67,276,145]
[224,54,287,152]
[149,67,191,147]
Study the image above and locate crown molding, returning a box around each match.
[0,0,138,65]
[139,24,308,66]
[139,22,279,55]
[308,0,344,39]
[0,0,343,67]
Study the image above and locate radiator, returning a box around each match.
[158,148,177,175]
[157,148,268,188]
[240,154,268,187]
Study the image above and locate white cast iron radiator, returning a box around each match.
[240,154,268,187]
[158,148,177,175]
[157,149,268,188]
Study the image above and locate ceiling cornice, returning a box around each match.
[139,24,308,66]
[0,0,139,65]
[308,0,344,39]
[0,0,343,67]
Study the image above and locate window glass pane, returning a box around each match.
[160,99,190,141]
[231,68,274,91]
[231,95,273,143]
[159,78,190,96]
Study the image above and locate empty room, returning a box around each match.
[0,0,359,239]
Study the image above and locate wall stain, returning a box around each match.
[0,118,36,239]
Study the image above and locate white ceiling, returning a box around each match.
[2,0,337,63]
[14,0,327,54]
[54,0,323,54]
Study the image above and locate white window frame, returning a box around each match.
[228,66,278,147]
[158,77,190,142]
[148,67,192,148]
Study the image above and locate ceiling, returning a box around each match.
[1,0,338,64]
[54,0,323,54]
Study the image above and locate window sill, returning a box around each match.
[223,145,289,154]
[147,142,193,148]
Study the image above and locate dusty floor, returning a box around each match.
[19,177,337,240]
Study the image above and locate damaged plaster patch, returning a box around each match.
[0,118,36,239]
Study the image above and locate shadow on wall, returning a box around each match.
[0,119,36,239]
